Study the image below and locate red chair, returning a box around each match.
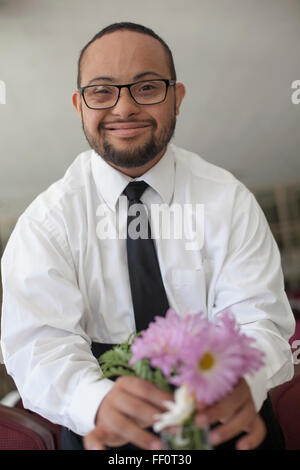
[15,399,62,450]
[271,365,300,450]
[0,403,57,450]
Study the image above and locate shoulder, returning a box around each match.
[170,143,252,207]
[2,151,94,266]
[171,143,241,186]
[21,149,93,225]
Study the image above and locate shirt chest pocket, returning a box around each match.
[170,267,207,316]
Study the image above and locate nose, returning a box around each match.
[111,87,140,119]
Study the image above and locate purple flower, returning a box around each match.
[170,310,265,404]
[129,308,264,406]
[130,309,205,376]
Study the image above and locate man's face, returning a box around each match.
[72,31,185,174]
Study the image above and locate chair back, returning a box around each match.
[0,403,56,450]
[271,366,300,450]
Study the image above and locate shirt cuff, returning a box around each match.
[0,345,4,364]
[67,377,115,436]
[243,365,268,412]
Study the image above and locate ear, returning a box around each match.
[175,82,186,115]
[72,90,82,116]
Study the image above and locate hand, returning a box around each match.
[194,378,266,450]
[83,376,174,450]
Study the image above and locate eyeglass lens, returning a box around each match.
[83,80,167,109]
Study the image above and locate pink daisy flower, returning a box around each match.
[170,311,265,405]
[130,309,205,376]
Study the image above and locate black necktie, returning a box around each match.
[123,181,169,332]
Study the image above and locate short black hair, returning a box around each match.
[77,22,177,88]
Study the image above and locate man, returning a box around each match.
[0,22,295,451]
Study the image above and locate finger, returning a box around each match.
[207,402,256,447]
[83,427,108,450]
[211,379,249,418]
[117,376,174,411]
[236,416,267,450]
[84,423,130,449]
[114,389,166,429]
[165,425,180,436]
[195,379,249,426]
[194,401,208,413]
[100,407,163,450]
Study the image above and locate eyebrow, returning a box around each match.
[87,71,164,85]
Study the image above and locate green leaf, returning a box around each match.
[99,366,136,379]
[153,368,173,392]
[97,334,173,395]
[98,345,133,368]
[132,359,153,380]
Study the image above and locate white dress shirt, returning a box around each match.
[0,143,295,436]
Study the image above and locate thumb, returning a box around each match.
[83,427,108,450]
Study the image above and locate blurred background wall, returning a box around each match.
[0,0,300,197]
[0,0,300,397]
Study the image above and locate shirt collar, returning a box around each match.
[91,143,175,210]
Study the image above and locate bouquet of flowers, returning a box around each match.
[98,309,264,450]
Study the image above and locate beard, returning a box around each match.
[82,112,176,168]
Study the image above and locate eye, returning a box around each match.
[139,83,157,92]
[92,86,113,95]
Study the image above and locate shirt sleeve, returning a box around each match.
[212,185,296,412]
[0,213,114,436]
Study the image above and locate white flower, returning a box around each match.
[153,385,195,433]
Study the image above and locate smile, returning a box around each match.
[103,124,152,137]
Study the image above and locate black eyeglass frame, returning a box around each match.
[78,79,176,110]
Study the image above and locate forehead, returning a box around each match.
[81,30,171,84]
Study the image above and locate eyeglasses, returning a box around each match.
[79,79,176,110]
